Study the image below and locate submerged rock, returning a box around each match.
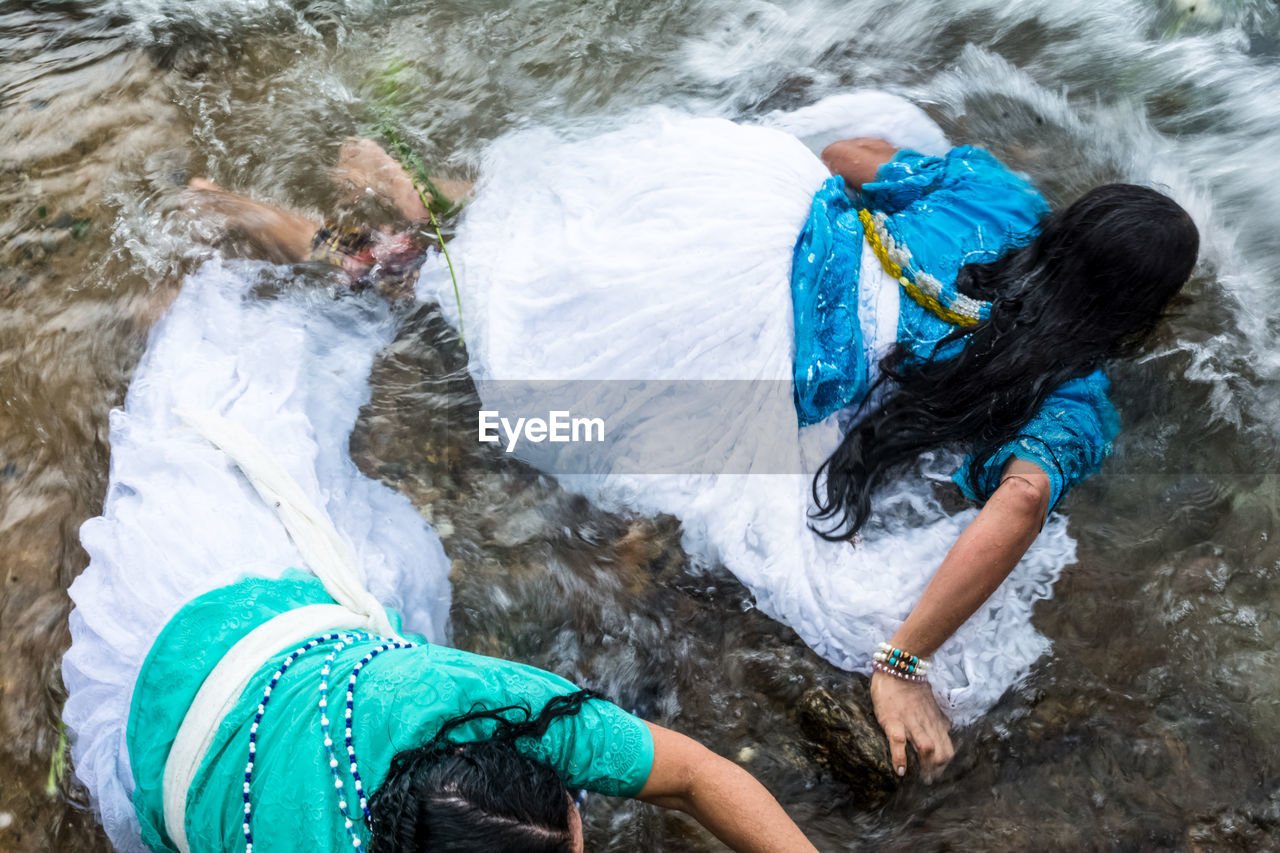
[796,685,900,804]
[1185,809,1278,852]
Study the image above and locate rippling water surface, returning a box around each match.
[2,0,1278,849]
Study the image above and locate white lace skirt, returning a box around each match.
[62,262,452,852]
[414,92,1076,726]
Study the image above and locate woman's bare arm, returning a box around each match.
[637,723,818,853]
[820,137,899,189]
[183,179,320,263]
[870,458,1052,781]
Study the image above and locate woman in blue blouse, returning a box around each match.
[800,137,1197,779]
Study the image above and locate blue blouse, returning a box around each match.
[791,146,1119,510]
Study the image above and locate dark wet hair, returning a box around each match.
[812,183,1200,539]
[368,690,593,853]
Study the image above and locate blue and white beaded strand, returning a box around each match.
[343,642,421,826]
[319,635,419,849]
[243,633,348,853]
[318,634,362,848]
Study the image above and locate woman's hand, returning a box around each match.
[869,671,954,783]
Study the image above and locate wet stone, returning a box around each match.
[795,685,900,804]
[1185,809,1278,852]
[39,230,65,253]
[1170,556,1227,595]
[489,506,549,548]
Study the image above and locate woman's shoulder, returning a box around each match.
[861,145,1050,299]
[954,368,1120,510]
[862,146,1049,250]
[363,644,654,797]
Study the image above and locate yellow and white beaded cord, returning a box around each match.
[857,209,991,328]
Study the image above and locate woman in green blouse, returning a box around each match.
[129,571,819,853]
[62,220,818,852]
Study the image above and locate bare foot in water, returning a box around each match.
[332,137,472,222]
[183,178,320,263]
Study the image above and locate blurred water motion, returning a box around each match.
[2,0,1278,849]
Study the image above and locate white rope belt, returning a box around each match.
[161,410,403,852]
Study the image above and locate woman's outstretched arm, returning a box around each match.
[871,458,1053,782]
[184,179,320,263]
[819,139,1056,783]
[637,722,819,853]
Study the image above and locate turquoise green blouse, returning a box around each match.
[128,572,654,852]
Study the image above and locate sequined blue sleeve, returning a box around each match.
[860,146,1049,291]
[790,176,871,426]
[954,370,1120,510]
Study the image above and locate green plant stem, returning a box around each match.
[417,184,465,348]
[46,724,67,796]
[376,122,466,347]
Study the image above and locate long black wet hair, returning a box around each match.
[369,690,595,853]
[811,183,1200,540]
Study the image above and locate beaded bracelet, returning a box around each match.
[875,642,931,674]
[872,660,930,683]
[873,642,931,683]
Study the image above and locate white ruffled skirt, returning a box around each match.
[62,264,452,852]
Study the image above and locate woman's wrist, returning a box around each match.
[873,641,932,683]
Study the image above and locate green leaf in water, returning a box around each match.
[46,723,67,796]
[70,218,91,239]
[369,56,415,104]
[359,57,467,346]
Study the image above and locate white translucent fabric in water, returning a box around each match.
[415,92,1076,724]
[62,261,451,852]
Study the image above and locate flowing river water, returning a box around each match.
[2,0,1279,850]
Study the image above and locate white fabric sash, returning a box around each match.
[162,410,403,852]
[176,410,397,638]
